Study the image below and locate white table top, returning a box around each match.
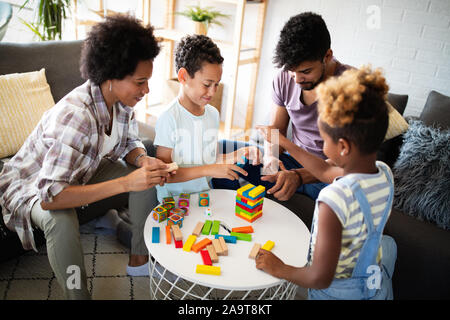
[144,189,311,291]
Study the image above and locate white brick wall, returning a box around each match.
[254,0,450,124]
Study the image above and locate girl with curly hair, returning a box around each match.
[0,14,171,299]
[256,66,397,300]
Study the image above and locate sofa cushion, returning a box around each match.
[387,92,408,115]
[0,69,55,158]
[392,120,450,230]
[384,101,409,141]
[420,90,450,130]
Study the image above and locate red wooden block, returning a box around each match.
[174,239,183,249]
[200,250,212,266]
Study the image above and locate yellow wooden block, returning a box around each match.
[196,264,221,276]
[237,183,255,196]
[261,240,275,251]
[248,185,265,198]
[183,235,197,252]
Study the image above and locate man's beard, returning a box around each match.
[300,63,326,91]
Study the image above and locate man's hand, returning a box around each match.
[236,146,262,166]
[261,162,301,201]
[123,162,170,191]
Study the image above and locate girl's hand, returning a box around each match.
[236,146,263,166]
[255,249,286,278]
[123,162,170,191]
[209,163,248,180]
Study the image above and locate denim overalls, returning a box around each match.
[308,165,397,300]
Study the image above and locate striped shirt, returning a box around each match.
[0,80,145,251]
[309,161,394,279]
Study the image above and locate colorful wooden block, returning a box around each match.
[214,234,237,243]
[218,236,228,256]
[199,193,210,207]
[167,214,183,228]
[211,220,220,235]
[192,221,204,236]
[235,210,263,223]
[174,239,183,249]
[152,227,160,243]
[231,226,254,234]
[212,239,224,256]
[161,203,174,211]
[249,243,261,259]
[163,196,175,205]
[169,207,185,218]
[171,225,183,241]
[230,232,252,242]
[262,240,275,251]
[179,207,189,216]
[152,206,168,223]
[202,220,212,235]
[206,244,218,263]
[248,185,266,199]
[192,238,212,253]
[200,250,212,266]
[165,225,171,244]
[237,183,255,196]
[178,193,190,208]
[196,264,220,276]
[183,235,197,252]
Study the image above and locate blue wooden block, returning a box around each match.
[214,234,237,244]
[152,227,160,243]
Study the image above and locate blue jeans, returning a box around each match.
[211,139,328,200]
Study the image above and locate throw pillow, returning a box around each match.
[393,121,450,230]
[420,90,450,130]
[384,101,409,141]
[0,69,55,158]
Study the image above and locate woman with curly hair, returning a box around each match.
[0,14,170,299]
[256,66,397,300]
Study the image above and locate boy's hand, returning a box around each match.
[210,164,248,180]
[255,249,286,278]
[236,146,262,166]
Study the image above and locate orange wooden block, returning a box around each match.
[191,238,212,253]
[231,226,254,234]
[165,225,171,244]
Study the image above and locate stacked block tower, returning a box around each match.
[235,184,265,223]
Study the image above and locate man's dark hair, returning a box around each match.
[175,34,224,78]
[80,14,160,85]
[273,12,331,70]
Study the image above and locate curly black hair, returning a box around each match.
[80,14,160,85]
[273,12,331,70]
[175,34,224,78]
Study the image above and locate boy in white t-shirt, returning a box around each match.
[154,35,261,201]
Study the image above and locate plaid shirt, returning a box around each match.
[0,80,145,251]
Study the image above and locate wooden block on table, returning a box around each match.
[202,220,212,235]
[192,221,204,236]
[218,236,228,256]
[211,220,221,235]
[171,224,183,241]
[183,235,197,252]
[231,226,254,234]
[262,240,275,251]
[206,244,218,263]
[191,238,212,253]
[174,239,183,249]
[212,238,224,256]
[214,234,237,243]
[230,232,252,242]
[152,227,160,243]
[196,264,221,276]
[249,243,261,259]
[165,225,171,244]
[200,250,212,266]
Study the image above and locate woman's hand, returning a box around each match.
[236,146,263,166]
[123,162,170,191]
[208,163,248,180]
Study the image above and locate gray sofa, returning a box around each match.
[0,40,155,261]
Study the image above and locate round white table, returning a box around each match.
[143,189,310,300]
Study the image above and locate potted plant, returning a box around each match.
[19,0,71,41]
[177,5,229,35]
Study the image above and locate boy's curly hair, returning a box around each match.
[273,12,331,70]
[80,14,160,85]
[317,65,390,154]
[175,34,224,77]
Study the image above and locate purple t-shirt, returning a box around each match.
[272,59,351,159]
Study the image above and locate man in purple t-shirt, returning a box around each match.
[214,12,351,201]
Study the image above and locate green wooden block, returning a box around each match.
[202,220,212,235]
[230,232,252,241]
[211,220,221,235]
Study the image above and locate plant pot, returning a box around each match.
[194,21,207,35]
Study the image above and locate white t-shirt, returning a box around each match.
[100,105,120,158]
[154,99,220,202]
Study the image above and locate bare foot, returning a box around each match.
[128,254,149,267]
